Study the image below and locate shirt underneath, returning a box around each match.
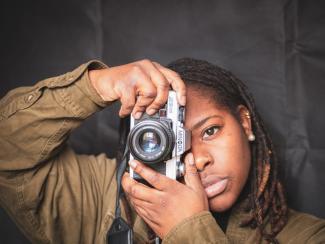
[212,210,231,233]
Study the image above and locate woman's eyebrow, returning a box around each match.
[189,115,223,131]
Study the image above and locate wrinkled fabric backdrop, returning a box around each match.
[1,0,324,242]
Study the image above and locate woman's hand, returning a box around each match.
[89,59,186,118]
[121,153,209,239]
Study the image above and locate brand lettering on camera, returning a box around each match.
[177,130,184,152]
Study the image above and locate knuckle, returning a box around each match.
[153,96,166,105]
[140,59,152,65]
[174,78,184,87]
[134,103,147,112]
[186,163,197,172]
[159,196,168,208]
[186,167,198,176]
[125,97,135,106]
[149,103,164,112]
[130,186,137,196]
[170,70,180,78]
[141,90,157,98]
[131,65,143,75]
[136,97,151,106]
[122,102,134,111]
[133,105,146,113]
[149,102,163,111]
[173,72,181,79]
[124,186,132,195]
[120,90,135,103]
[157,81,170,89]
[165,69,180,78]
[149,172,160,184]
[152,61,160,67]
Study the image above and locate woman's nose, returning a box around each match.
[194,153,212,172]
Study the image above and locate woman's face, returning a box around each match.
[185,86,252,212]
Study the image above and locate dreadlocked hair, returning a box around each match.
[167,58,288,243]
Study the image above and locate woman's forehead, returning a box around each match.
[185,86,222,111]
[185,88,227,128]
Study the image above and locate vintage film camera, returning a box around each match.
[129,91,191,181]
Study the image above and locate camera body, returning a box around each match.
[129,91,191,181]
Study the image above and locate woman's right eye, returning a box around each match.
[202,126,220,139]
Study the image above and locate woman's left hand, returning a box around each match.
[121,153,209,239]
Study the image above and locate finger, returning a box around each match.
[130,66,157,119]
[131,197,155,210]
[119,87,136,117]
[133,204,160,228]
[122,173,158,202]
[184,153,204,193]
[131,199,160,229]
[153,62,186,106]
[145,66,170,115]
[129,160,170,191]
[133,89,157,117]
[131,94,155,119]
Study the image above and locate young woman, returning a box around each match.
[0,58,324,244]
[121,58,325,243]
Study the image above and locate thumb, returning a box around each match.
[184,153,204,192]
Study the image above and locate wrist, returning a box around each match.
[89,69,107,101]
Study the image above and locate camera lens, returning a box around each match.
[129,119,174,164]
[139,131,161,153]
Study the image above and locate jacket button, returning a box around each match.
[25,94,34,103]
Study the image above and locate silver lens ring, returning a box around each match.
[129,120,174,164]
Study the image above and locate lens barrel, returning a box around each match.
[129,119,174,164]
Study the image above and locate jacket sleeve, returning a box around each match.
[0,61,119,243]
[162,211,230,244]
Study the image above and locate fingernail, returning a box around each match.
[188,153,195,165]
[134,112,142,119]
[147,108,156,115]
[129,160,137,169]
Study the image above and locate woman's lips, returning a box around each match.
[202,176,229,198]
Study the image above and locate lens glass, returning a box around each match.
[139,130,161,153]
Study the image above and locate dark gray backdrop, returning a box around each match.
[1,0,325,243]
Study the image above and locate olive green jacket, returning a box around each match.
[1,61,325,244]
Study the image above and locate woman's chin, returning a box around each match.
[208,193,237,212]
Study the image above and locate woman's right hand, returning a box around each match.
[89,59,186,119]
